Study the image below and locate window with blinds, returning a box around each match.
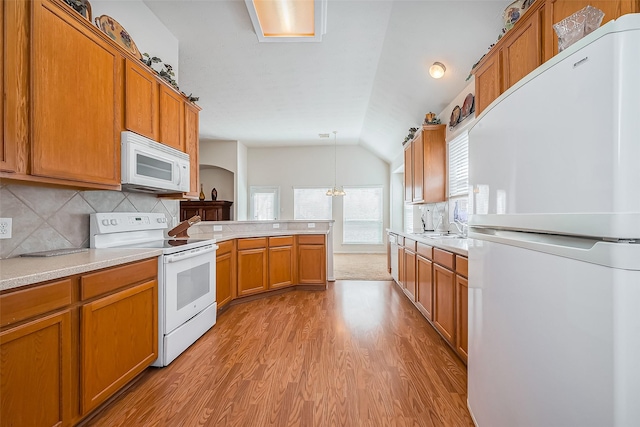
[448,131,469,197]
[343,187,383,244]
[293,188,332,220]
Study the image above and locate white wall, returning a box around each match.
[200,139,242,219]
[236,142,248,221]
[199,166,234,202]
[247,145,390,253]
[92,0,179,80]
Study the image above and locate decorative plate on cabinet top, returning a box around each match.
[450,105,461,128]
[461,93,475,119]
[94,15,142,59]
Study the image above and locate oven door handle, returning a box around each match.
[164,245,218,263]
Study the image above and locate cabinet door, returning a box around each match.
[503,7,543,90]
[269,245,294,289]
[1,310,71,427]
[422,125,446,203]
[416,255,433,320]
[216,251,234,309]
[31,0,122,186]
[474,50,503,116]
[404,143,412,203]
[184,103,200,197]
[159,85,184,151]
[2,0,29,174]
[201,206,219,221]
[404,250,417,301]
[125,59,158,141]
[433,264,456,345]
[456,274,469,363]
[398,246,405,287]
[237,248,268,296]
[81,280,158,414]
[412,137,424,203]
[298,243,326,284]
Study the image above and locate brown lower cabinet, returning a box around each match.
[0,257,158,427]
[404,243,417,301]
[297,235,326,285]
[237,238,269,296]
[388,233,468,364]
[217,234,327,308]
[269,236,295,289]
[216,240,236,310]
[433,263,456,344]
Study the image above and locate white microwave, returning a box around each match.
[121,131,190,193]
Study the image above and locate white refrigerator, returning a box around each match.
[467,13,640,427]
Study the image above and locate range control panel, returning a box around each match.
[91,212,168,234]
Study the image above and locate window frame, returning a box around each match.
[342,186,384,245]
[293,187,333,220]
[249,186,280,220]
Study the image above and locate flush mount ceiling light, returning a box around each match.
[326,131,346,197]
[429,62,446,79]
[245,0,328,43]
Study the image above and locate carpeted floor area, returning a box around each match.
[333,253,393,281]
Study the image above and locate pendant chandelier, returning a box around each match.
[326,131,346,197]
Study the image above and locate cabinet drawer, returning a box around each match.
[217,240,234,256]
[297,234,324,245]
[404,238,417,252]
[237,237,267,250]
[456,255,468,278]
[81,258,158,300]
[269,236,293,247]
[417,242,433,260]
[0,279,72,327]
[433,248,454,270]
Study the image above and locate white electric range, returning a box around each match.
[90,212,218,367]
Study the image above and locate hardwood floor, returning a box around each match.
[86,281,473,427]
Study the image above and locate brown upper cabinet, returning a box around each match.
[404,125,446,204]
[474,0,638,115]
[125,59,159,142]
[32,0,123,187]
[1,0,200,192]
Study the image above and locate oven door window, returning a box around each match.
[164,251,216,334]
[176,263,210,310]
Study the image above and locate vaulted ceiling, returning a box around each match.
[144,0,509,162]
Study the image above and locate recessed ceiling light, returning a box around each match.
[245,0,327,43]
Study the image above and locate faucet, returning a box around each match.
[449,220,468,238]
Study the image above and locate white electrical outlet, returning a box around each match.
[0,218,12,239]
[213,225,223,231]
[307,223,316,228]
[273,223,280,229]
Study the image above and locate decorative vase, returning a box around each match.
[199,184,205,201]
[211,188,217,201]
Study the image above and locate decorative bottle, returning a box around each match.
[211,188,217,201]
[199,184,205,201]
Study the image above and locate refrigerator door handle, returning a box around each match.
[469,228,640,270]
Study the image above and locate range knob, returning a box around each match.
[157,218,163,223]
[101,219,109,226]
[110,219,118,226]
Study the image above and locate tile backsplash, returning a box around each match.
[0,184,179,259]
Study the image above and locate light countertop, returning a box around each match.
[192,229,330,242]
[0,248,163,292]
[388,229,469,257]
